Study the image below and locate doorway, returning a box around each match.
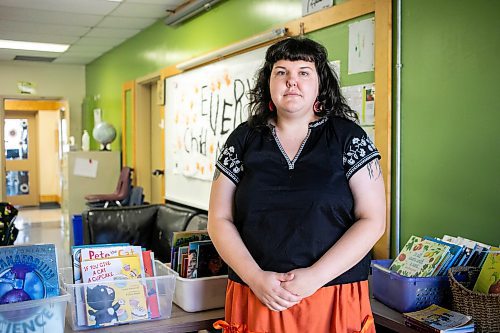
[134,74,165,204]
[1,97,68,206]
[4,111,39,206]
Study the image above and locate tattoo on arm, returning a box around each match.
[367,159,382,180]
[213,168,221,181]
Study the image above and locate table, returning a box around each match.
[371,297,419,333]
[66,298,418,333]
[65,304,224,333]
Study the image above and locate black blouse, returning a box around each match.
[216,116,380,286]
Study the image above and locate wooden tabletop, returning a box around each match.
[65,304,224,333]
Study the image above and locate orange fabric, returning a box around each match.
[215,280,376,333]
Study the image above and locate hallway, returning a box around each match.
[13,206,71,267]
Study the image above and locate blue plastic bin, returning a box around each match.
[371,259,450,313]
[72,214,83,246]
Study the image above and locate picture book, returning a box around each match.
[472,246,500,294]
[423,236,464,276]
[390,236,450,277]
[170,231,209,271]
[186,240,212,278]
[176,246,189,273]
[142,250,160,319]
[0,244,59,305]
[403,304,474,332]
[71,243,128,326]
[196,241,228,278]
[81,255,148,327]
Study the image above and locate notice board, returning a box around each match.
[164,47,267,210]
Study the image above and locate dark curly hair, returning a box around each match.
[248,37,357,129]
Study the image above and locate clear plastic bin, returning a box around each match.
[371,259,450,313]
[167,267,227,312]
[0,290,70,332]
[61,260,176,331]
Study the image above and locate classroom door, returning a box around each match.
[150,80,165,204]
[4,111,39,206]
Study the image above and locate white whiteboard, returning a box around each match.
[164,47,267,210]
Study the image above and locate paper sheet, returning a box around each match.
[73,158,98,178]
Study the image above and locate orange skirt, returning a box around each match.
[214,280,375,333]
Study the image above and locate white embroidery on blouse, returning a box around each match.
[344,136,378,179]
[216,145,243,183]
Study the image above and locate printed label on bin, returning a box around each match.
[0,301,65,332]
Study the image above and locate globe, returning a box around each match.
[92,122,117,151]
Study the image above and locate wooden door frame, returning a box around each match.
[0,96,69,202]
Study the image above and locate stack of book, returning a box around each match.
[389,235,493,277]
[170,231,227,278]
[403,304,474,332]
[71,243,160,328]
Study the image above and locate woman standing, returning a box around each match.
[208,37,386,333]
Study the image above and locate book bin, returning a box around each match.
[61,261,176,331]
[371,259,450,313]
[448,266,500,333]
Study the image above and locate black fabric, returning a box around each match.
[83,204,202,263]
[216,117,380,286]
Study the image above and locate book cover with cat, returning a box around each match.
[81,255,148,327]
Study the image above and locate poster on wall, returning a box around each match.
[348,18,375,74]
[165,47,267,182]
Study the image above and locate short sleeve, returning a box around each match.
[215,123,248,185]
[342,124,380,180]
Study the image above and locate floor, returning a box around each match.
[13,206,72,267]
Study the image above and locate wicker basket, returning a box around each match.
[448,266,500,333]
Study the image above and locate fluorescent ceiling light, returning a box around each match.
[165,0,223,26]
[176,27,287,71]
[0,39,69,53]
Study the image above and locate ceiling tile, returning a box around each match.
[98,16,156,29]
[0,0,119,16]
[111,3,171,18]
[0,6,102,26]
[72,37,123,47]
[86,27,140,39]
[0,20,90,37]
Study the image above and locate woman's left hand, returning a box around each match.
[280,268,322,298]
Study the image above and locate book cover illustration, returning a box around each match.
[71,243,128,326]
[0,244,59,304]
[187,240,212,278]
[390,236,450,277]
[196,241,228,278]
[473,246,500,294]
[423,236,464,276]
[170,231,209,271]
[403,304,474,332]
[81,255,148,327]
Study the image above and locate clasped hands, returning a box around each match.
[248,268,322,312]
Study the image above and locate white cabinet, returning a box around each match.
[61,151,120,244]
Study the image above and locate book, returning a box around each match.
[170,231,209,272]
[403,304,474,332]
[141,250,160,319]
[81,255,149,327]
[186,240,212,278]
[0,244,59,304]
[472,246,500,294]
[196,241,228,278]
[71,243,128,326]
[390,235,450,277]
[423,236,464,276]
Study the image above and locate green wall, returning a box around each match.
[399,0,500,248]
[86,0,500,255]
[85,0,302,150]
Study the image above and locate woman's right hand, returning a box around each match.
[246,271,302,312]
